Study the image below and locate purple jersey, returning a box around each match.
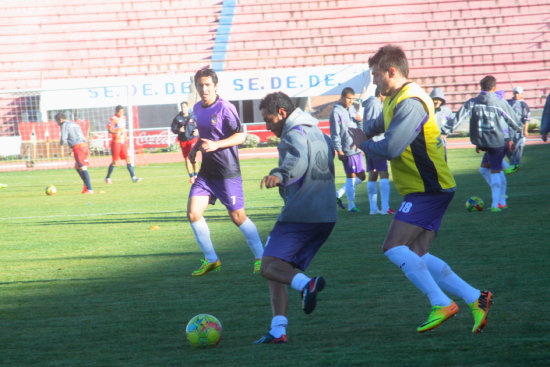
[193,97,243,179]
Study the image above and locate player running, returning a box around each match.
[350,45,493,333]
[104,105,142,184]
[56,112,93,194]
[255,92,336,344]
[187,68,263,276]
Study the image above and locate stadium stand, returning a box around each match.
[0,0,549,136]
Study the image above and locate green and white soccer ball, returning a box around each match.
[465,196,484,212]
[186,314,222,348]
[45,185,57,196]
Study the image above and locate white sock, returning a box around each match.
[290,273,311,292]
[422,253,480,304]
[336,185,346,199]
[270,315,288,338]
[239,218,264,259]
[379,178,390,212]
[479,167,491,186]
[490,173,501,208]
[190,217,217,262]
[501,159,509,169]
[352,177,363,187]
[499,171,507,206]
[345,178,356,210]
[367,181,379,213]
[385,246,452,307]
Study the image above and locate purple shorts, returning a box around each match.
[342,153,365,175]
[394,191,454,234]
[263,221,335,271]
[366,157,388,172]
[189,175,245,212]
[480,146,506,170]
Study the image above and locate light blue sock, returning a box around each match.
[422,253,480,304]
[385,246,452,307]
[239,218,263,259]
[379,178,390,212]
[190,217,217,262]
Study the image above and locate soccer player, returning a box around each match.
[171,101,199,183]
[56,112,93,194]
[104,105,142,184]
[330,87,365,212]
[362,87,394,215]
[254,92,336,344]
[505,86,530,173]
[187,68,263,276]
[349,45,492,333]
[441,76,522,212]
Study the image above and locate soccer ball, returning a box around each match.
[465,196,484,212]
[45,185,57,196]
[186,314,222,348]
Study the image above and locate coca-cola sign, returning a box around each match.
[90,129,177,150]
[135,129,176,148]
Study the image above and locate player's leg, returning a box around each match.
[229,208,264,271]
[181,140,196,183]
[187,194,220,276]
[367,170,380,215]
[119,144,141,183]
[344,154,365,212]
[487,147,506,211]
[74,145,93,193]
[383,193,457,332]
[105,142,120,183]
[255,256,292,344]
[378,161,393,214]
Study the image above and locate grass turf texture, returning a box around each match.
[1,145,549,366]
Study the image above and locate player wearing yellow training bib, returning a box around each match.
[349,45,493,335]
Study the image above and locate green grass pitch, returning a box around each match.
[1,145,549,366]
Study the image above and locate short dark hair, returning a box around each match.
[115,105,124,113]
[368,45,409,78]
[341,87,355,97]
[194,67,218,86]
[55,111,66,123]
[180,101,188,106]
[480,75,496,91]
[259,92,296,116]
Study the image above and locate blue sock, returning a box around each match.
[106,164,114,179]
[82,170,92,190]
[127,164,135,178]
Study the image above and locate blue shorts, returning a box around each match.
[264,222,335,271]
[480,146,506,170]
[189,176,245,212]
[366,157,388,172]
[394,191,454,234]
[342,153,365,175]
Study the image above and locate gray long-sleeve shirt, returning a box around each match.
[270,108,337,223]
[441,91,522,148]
[59,120,86,148]
[329,103,361,156]
[360,98,428,161]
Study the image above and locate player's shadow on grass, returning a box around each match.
[34,212,279,226]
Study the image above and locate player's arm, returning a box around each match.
[360,98,427,160]
[329,109,343,153]
[263,130,308,188]
[440,100,472,135]
[201,131,245,152]
[59,124,68,146]
[170,116,181,135]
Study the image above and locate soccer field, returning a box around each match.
[1,145,549,367]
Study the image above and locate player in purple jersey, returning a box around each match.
[187,68,263,276]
